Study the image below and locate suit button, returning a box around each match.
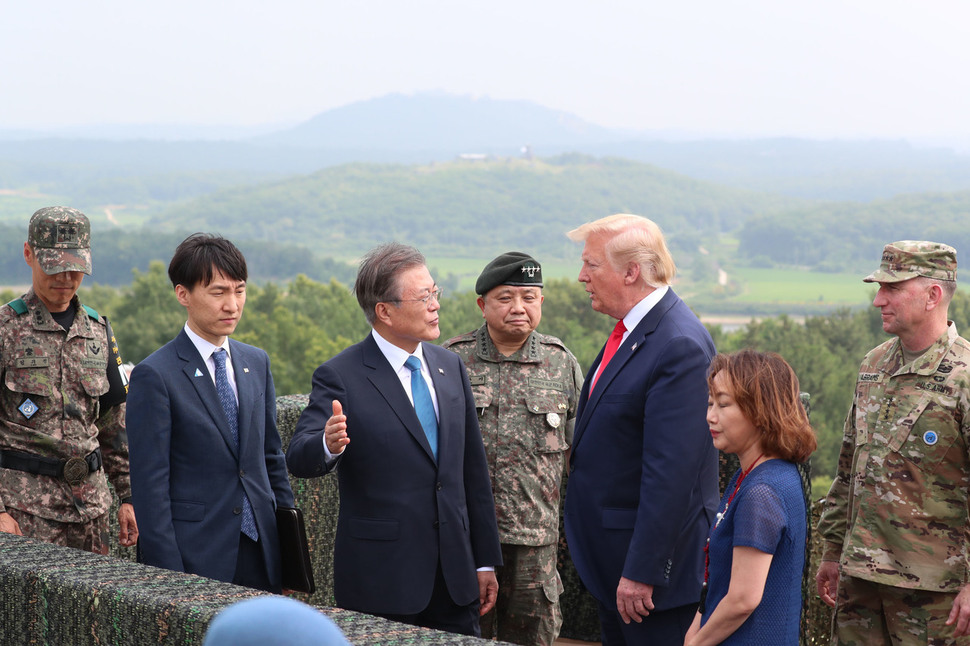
[436,482,443,491]
[433,521,440,529]
[233,507,242,515]
[239,470,246,477]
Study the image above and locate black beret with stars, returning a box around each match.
[475,251,543,295]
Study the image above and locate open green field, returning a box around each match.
[729,267,875,307]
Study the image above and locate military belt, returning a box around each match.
[0,447,103,487]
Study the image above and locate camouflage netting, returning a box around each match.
[4,393,833,644]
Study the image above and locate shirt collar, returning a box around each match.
[621,285,669,334]
[184,323,231,361]
[371,328,426,372]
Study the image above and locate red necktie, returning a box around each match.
[591,320,626,392]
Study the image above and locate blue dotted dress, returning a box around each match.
[701,459,806,645]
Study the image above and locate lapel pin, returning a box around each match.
[631,343,638,351]
[194,368,204,377]
[243,368,249,373]
[438,368,444,374]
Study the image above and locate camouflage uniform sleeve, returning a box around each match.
[97,402,132,501]
[817,402,856,561]
[564,352,584,447]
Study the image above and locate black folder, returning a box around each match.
[276,507,315,594]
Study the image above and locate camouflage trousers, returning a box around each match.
[833,575,970,645]
[7,508,110,555]
[481,542,563,646]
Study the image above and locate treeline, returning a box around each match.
[738,190,970,272]
[0,224,357,287]
[8,269,970,488]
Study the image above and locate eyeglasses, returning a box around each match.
[388,287,443,306]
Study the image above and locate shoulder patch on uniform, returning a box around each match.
[82,304,100,321]
[5,298,28,315]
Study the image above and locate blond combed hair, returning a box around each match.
[567,214,676,288]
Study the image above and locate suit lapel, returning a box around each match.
[230,341,255,456]
[176,331,239,459]
[423,345,451,462]
[361,336,437,464]
[573,290,679,450]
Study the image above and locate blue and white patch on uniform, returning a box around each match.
[923,430,939,446]
[18,398,38,419]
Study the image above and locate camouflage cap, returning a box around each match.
[863,240,956,284]
[476,251,543,295]
[27,206,92,275]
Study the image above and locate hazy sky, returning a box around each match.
[3,0,968,138]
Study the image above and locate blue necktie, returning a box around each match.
[405,355,438,461]
[213,349,258,541]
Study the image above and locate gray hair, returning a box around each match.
[354,243,427,325]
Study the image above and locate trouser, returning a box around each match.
[7,508,109,555]
[597,599,697,646]
[376,562,482,636]
[480,543,563,646]
[833,575,970,645]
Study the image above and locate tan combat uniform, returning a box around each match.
[444,325,583,646]
[818,322,970,644]
[0,289,131,552]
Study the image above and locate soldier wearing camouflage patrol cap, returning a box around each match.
[0,206,137,554]
[443,251,584,646]
[817,240,970,643]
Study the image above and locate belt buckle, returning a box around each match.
[63,457,89,486]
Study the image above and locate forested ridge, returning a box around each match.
[4,155,970,288]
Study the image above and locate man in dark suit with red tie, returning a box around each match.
[286,242,502,636]
[563,214,719,645]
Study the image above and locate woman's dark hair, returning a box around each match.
[707,350,817,463]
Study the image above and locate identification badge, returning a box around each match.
[15,356,49,368]
[546,412,561,428]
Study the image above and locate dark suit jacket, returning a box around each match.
[286,334,502,615]
[564,289,718,611]
[126,330,294,587]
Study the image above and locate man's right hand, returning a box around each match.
[325,399,350,455]
[0,512,22,535]
[816,560,840,608]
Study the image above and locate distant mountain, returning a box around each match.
[2,93,969,202]
[253,92,627,151]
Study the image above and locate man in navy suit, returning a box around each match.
[286,242,502,636]
[564,214,718,645]
[127,234,294,592]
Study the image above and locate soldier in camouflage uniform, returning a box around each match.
[0,207,137,554]
[817,241,970,645]
[443,252,583,646]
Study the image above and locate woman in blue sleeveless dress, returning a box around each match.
[684,350,816,646]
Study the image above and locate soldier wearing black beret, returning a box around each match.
[444,252,583,646]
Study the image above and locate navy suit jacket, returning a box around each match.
[286,335,502,615]
[127,330,294,587]
[564,289,718,611]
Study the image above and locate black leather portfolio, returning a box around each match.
[276,506,315,594]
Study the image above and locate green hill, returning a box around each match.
[148,155,804,262]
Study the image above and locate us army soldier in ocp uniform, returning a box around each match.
[0,207,137,553]
[443,252,583,646]
[816,241,970,644]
